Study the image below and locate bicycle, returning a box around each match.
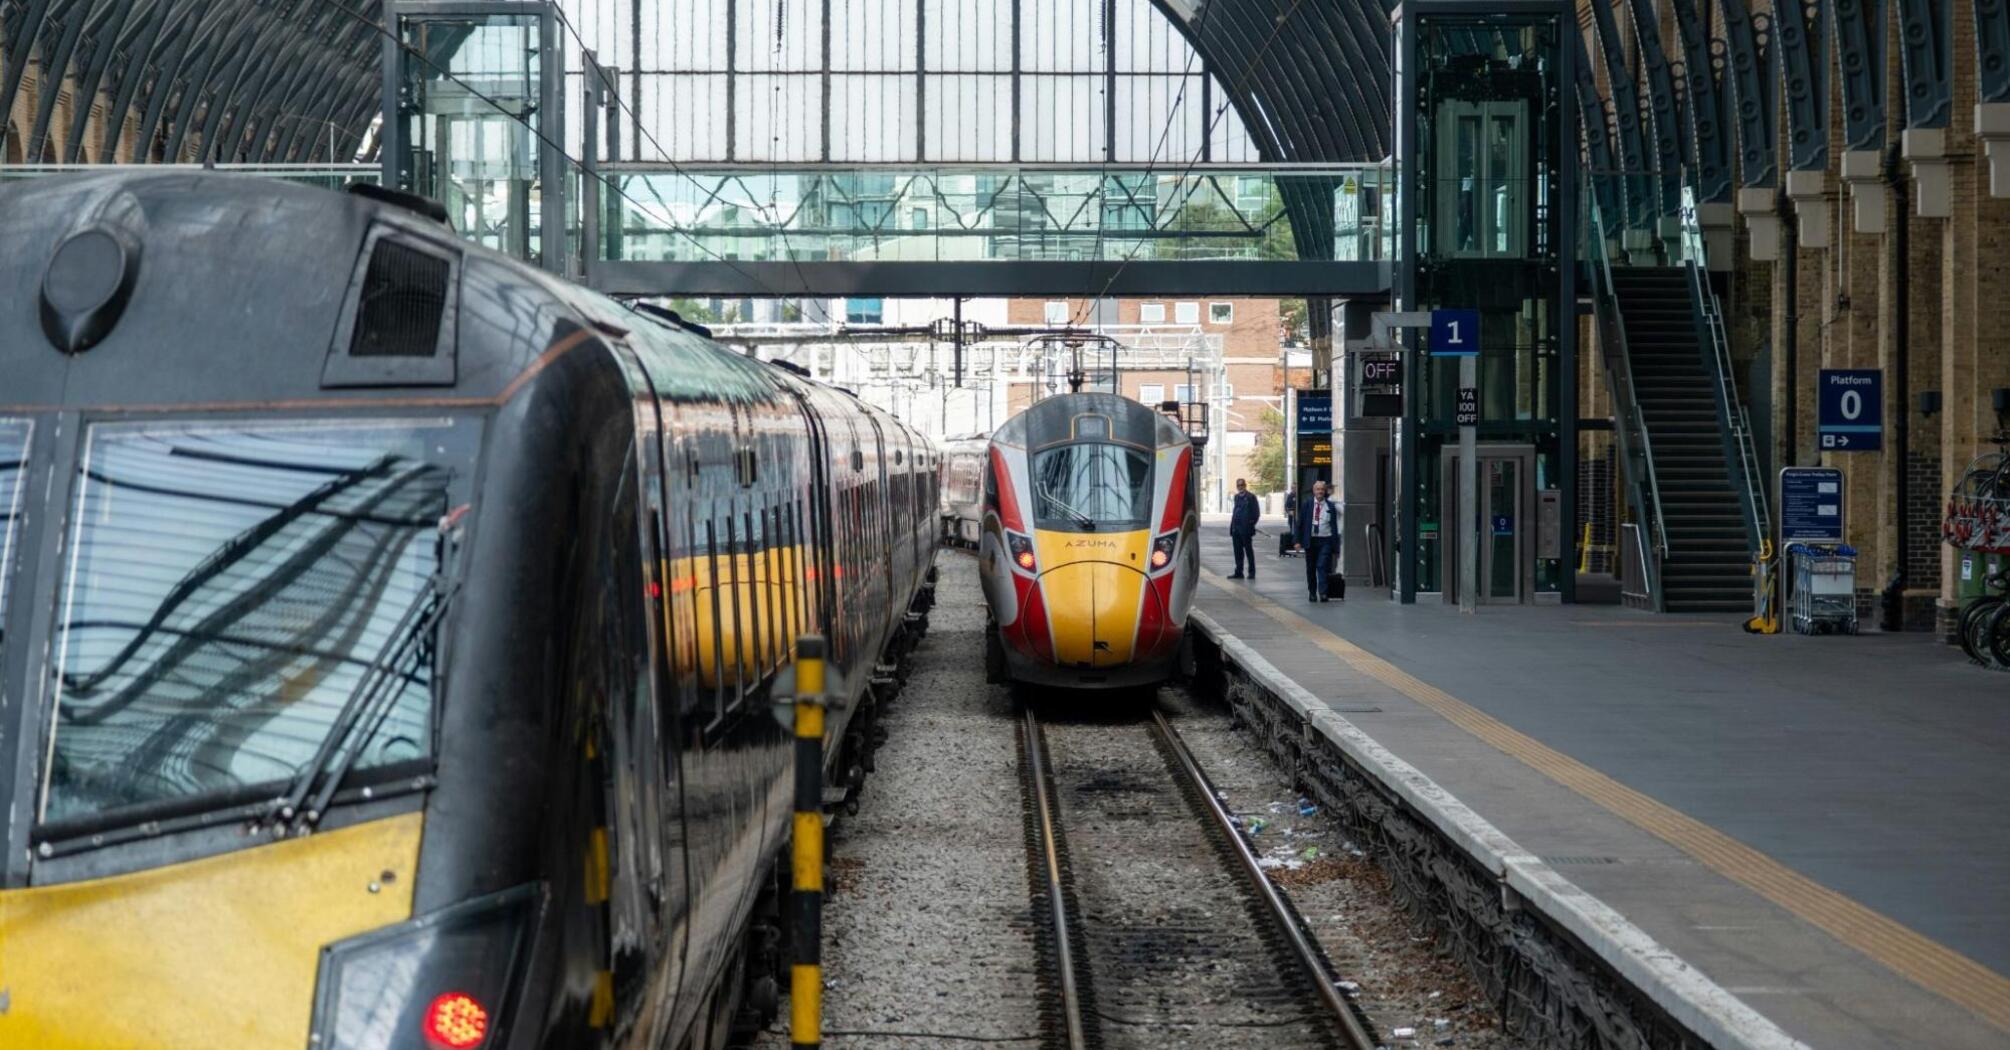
[1946,435,2010,669]
[1958,571,2010,668]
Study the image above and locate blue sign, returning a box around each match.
[1779,467,1845,542]
[1429,308,1480,357]
[1295,392,1332,435]
[1491,513,1514,536]
[1817,369,1882,451]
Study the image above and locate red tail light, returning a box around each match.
[424,992,490,1049]
[1008,531,1037,572]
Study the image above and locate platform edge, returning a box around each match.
[1189,610,1811,1050]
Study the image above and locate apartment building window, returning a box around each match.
[1174,384,1192,403]
[1138,383,1165,405]
[1139,302,1166,324]
[1044,300,1069,325]
[1209,302,1234,325]
[1174,301,1200,324]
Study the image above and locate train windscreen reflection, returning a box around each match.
[41,419,478,826]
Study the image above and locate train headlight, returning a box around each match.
[308,885,539,1050]
[1150,531,1179,571]
[1008,531,1037,572]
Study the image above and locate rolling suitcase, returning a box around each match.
[1326,572,1346,600]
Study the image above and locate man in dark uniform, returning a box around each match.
[1296,480,1340,601]
[1228,478,1259,578]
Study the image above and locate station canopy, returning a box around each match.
[0,0,1392,166]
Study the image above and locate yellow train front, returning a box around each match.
[977,393,1199,689]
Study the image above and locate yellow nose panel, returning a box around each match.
[1035,530,1148,667]
[0,812,422,1050]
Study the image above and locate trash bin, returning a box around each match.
[1955,550,2007,611]
[1788,543,1857,635]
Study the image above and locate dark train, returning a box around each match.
[0,172,935,1050]
[976,392,1199,689]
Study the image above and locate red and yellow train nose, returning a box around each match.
[1030,530,1158,667]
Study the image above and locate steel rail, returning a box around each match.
[1148,708,1379,1050]
[1021,710,1090,1050]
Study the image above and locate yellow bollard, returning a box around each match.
[791,636,828,1050]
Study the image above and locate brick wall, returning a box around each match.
[1905,450,1943,585]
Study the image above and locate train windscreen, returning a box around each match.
[38,418,480,828]
[1031,442,1153,531]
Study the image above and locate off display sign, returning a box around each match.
[1455,387,1479,426]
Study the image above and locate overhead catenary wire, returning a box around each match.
[1069,0,1209,331]
[1084,0,1313,309]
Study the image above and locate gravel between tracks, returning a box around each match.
[757,554,1533,1049]
[753,554,1042,1049]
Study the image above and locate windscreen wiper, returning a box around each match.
[1041,491,1099,531]
[267,508,467,833]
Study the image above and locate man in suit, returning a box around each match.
[1227,478,1259,578]
[1297,480,1340,602]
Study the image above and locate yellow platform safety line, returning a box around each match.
[790,637,828,1050]
[1201,569,2010,1036]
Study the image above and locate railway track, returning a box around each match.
[1019,704,1379,1050]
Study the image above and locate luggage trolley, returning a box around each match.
[1787,543,1857,635]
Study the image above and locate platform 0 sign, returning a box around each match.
[1779,467,1846,543]
[1817,369,1882,451]
[1429,309,1480,357]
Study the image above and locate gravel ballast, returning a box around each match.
[758,554,1535,1050]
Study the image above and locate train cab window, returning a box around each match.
[1031,443,1153,532]
[0,419,30,646]
[38,418,480,827]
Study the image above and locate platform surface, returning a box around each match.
[1196,522,2010,1049]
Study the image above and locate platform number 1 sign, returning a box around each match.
[1430,309,1480,357]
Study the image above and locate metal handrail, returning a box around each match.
[1588,195,1669,609]
[1677,187,1770,554]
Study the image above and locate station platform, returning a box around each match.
[1193,523,2010,1049]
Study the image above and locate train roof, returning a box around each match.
[989,392,1191,451]
[0,172,698,415]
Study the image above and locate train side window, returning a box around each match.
[792,498,808,637]
[725,509,749,710]
[673,502,700,701]
[703,517,727,728]
[755,504,773,677]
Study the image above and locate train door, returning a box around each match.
[618,355,692,1044]
[862,414,895,639]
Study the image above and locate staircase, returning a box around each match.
[1608,267,1753,612]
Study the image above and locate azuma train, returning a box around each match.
[0,172,935,1050]
[977,393,1199,689]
